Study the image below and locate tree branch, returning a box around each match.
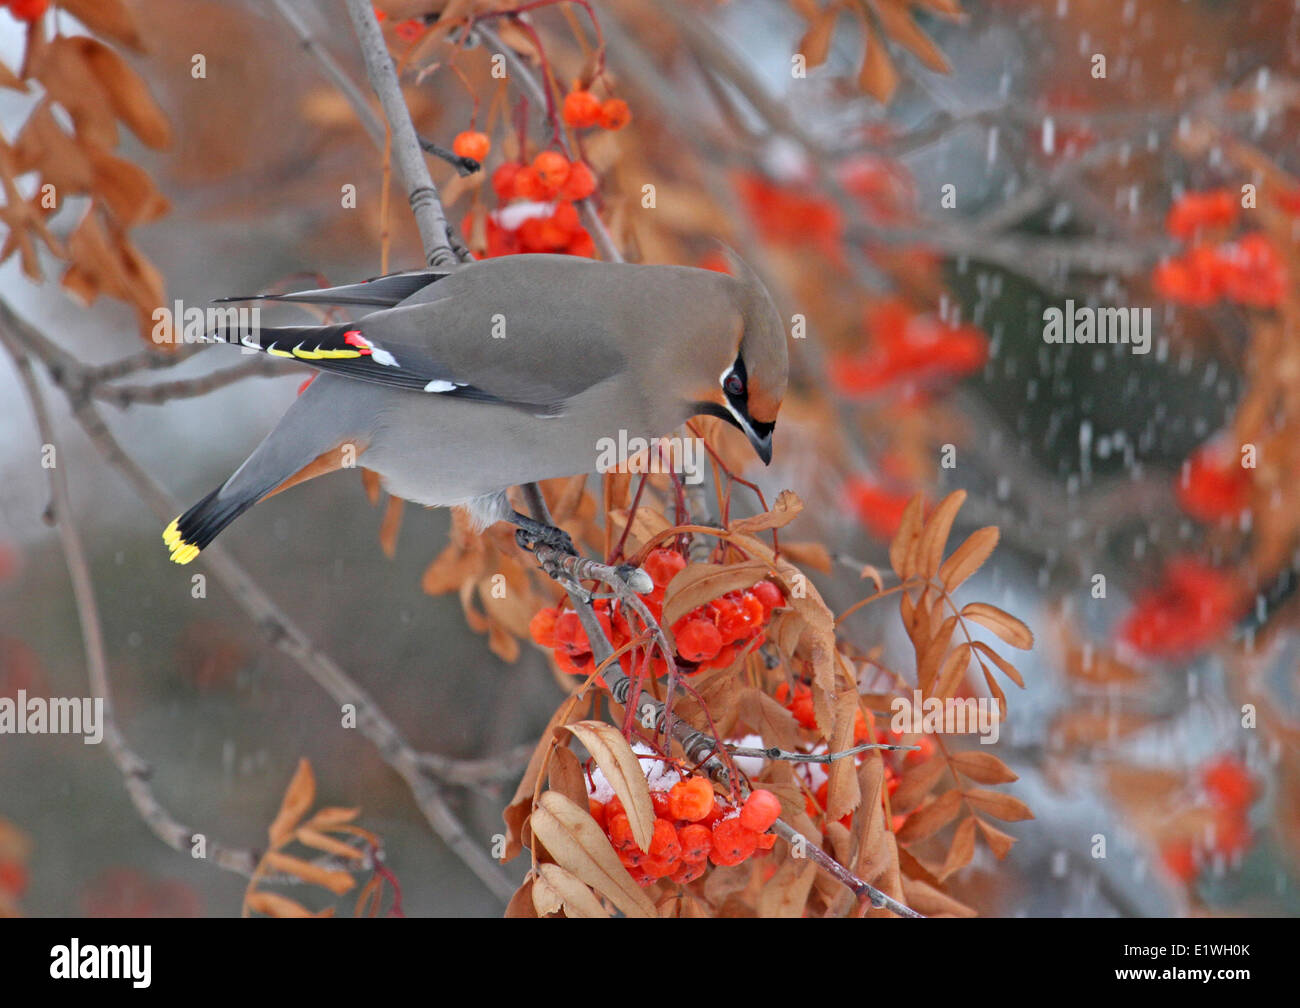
[343,0,458,266]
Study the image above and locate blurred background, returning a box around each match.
[1,0,1297,916]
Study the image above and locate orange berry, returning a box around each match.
[560,160,597,201]
[562,89,603,128]
[588,798,607,829]
[677,823,712,861]
[668,776,715,822]
[491,162,521,202]
[452,130,490,162]
[755,831,777,851]
[750,579,784,614]
[641,855,678,879]
[548,201,580,237]
[552,610,586,656]
[605,794,625,819]
[643,548,686,589]
[671,859,708,884]
[674,617,722,662]
[532,151,571,193]
[738,789,781,833]
[648,818,682,861]
[599,97,631,130]
[606,811,636,851]
[710,817,759,866]
[651,790,672,820]
[512,165,547,201]
[7,0,48,21]
[528,606,559,647]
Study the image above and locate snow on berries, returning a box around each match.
[585,750,781,886]
[467,149,598,258]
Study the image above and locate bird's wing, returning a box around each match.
[213,268,456,309]
[208,257,642,414]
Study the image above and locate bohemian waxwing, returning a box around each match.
[163,252,789,564]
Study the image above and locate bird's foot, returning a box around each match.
[512,513,578,556]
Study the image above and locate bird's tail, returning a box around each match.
[162,487,258,564]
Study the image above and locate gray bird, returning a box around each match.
[164,252,789,564]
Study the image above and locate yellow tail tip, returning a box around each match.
[163,518,199,564]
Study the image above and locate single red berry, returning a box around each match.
[750,579,784,614]
[738,789,781,833]
[7,0,48,21]
[512,165,547,201]
[588,798,607,829]
[566,229,596,258]
[599,97,631,130]
[532,150,571,193]
[552,610,586,656]
[560,160,597,201]
[650,790,672,820]
[648,818,682,862]
[562,89,603,128]
[671,859,708,884]
[667,776,715,822]
[674,617,722,662]
[739,592,766,628]
[528,607,559,647]
[452,130,490,162]
[710,817,760,866]
[677,823,712,862]
[606,811,636,851]
[491,162,521,202]
[642,548,686,589]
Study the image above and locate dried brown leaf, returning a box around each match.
[296,828,365,861]
[961,602,1034,650]
[939,526,999,593]
[76,37,171,149]
[797,5,838,68]
[917,489,966,579]
[729,489,803,534]
[891,752,948,812]
[563,721,655,853]
[530,791,656,918]
[963,787,1033,822]
[61,0,145,51]
[268,758,315,847]
[972,639,1025,688]
[533,863,610,918]
[894,786,962,844]
[947,749,1018,785]
[975,816,1017,859]
[938,815,976,881]
[858,22,899,103]
[888,494,925,579]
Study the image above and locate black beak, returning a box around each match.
[692,402,775,465]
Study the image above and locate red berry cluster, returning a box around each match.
[470,152,598,258]
[527,548,786,679]
[589,774,781,886]
[3,0,46,21]
[562,89,631,131]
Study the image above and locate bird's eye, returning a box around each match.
[724,372,745,397]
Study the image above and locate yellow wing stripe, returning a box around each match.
[291,346,362,360]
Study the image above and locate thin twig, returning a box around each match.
[0,318,260,877]
[343,0,458,266]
